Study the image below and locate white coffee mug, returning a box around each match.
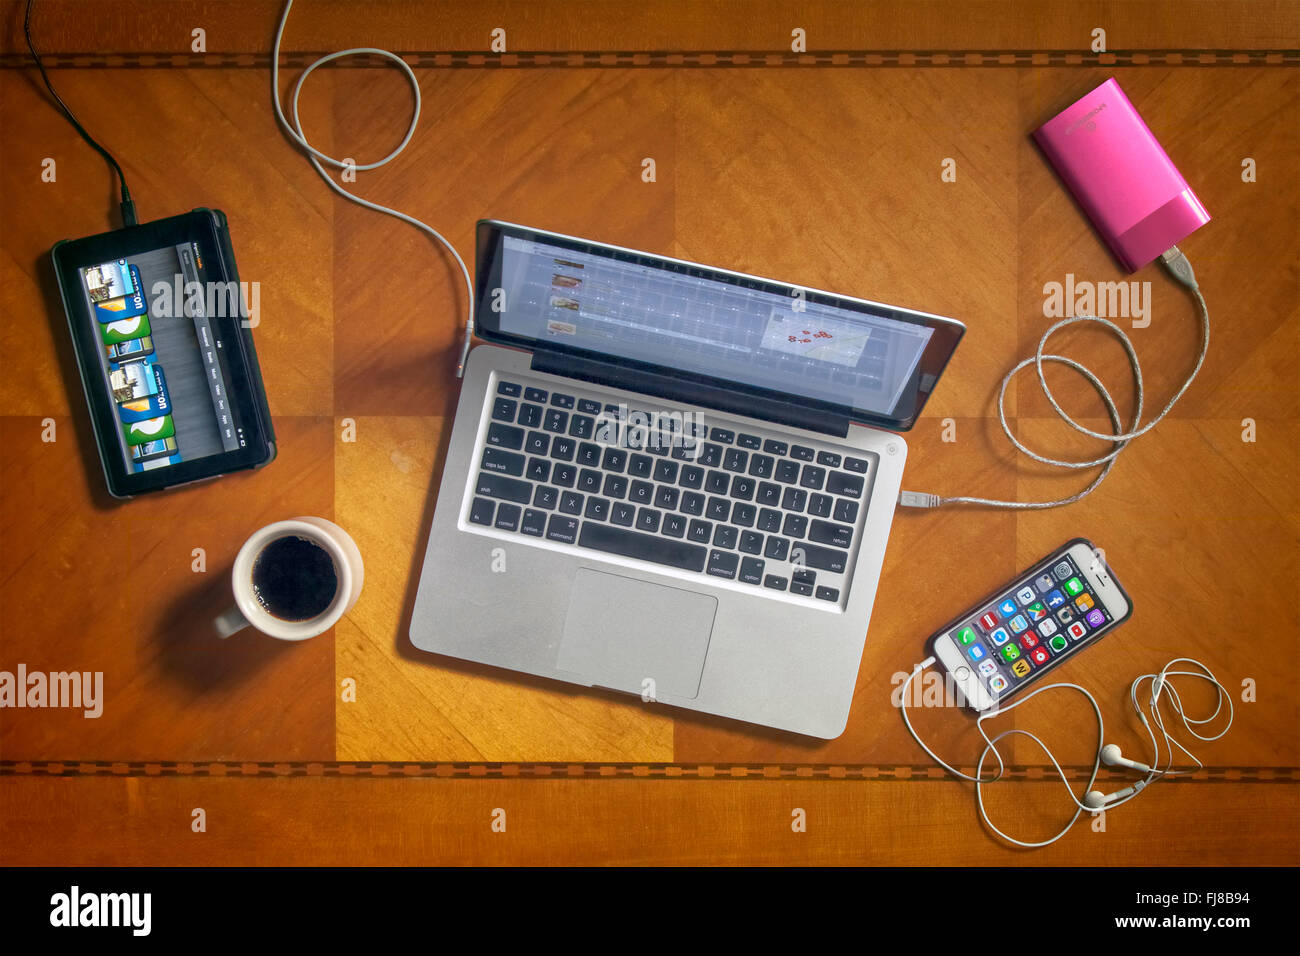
[215,517,364,640]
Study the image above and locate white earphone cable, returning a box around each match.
[270,0,475,377]
[900,654,1232,847]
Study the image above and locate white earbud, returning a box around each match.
[1100,743,1153,773]
[1083,780,1146,810]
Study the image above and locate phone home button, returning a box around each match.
[954,665,971,682]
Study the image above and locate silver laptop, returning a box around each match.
[410,221,964,738]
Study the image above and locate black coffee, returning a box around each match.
[251,535,339,622]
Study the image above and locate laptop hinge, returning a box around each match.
[529,349,853,439]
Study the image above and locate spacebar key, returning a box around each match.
[579,522,707,572]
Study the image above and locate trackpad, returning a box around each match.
[557,569,717,701]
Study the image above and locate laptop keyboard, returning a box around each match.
[464,376,876,606]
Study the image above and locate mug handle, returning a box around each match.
[214,604,251,639]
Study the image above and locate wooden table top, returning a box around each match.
[1,0,1297,865]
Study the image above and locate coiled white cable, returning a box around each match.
[899,655,1232,847]
[899,246,1208,510]
[270,0,475,376]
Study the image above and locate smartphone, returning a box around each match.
[51,208,276,497]
[929,538,1133,712]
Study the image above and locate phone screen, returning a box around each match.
[944,549,1122,701]
[76,246,249,474]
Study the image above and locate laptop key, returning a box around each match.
[764,536,791,561]
[663,513,687,538]
[845,456,869,473]
[655,486,680,510]
[739,531,764,554]
[578,398,602,415]
[808,493,833,518]
[827,471,864,498]
[560,491,584,515]
[630,480,654,504]
[602,448,627,472]
[783,514,809,538]
[679,465,704,489]
[687,519,712,543]
[680,491,705,516]
[477,473,532,504]
[706,497,730,521]
[492,398,518,422]
[763,574,788,591]
[809,519,853,548]
[763,439,788,456]
[551,437,576,461]
[705,470,730,494]
[816,451,842,468]
[584,496,610,521]
[636,508,662,533]
[834,498,860,523]
[547,515,579,543]
[723,448,748,472]
[707,550,739,579]
[800,543,849,574]
[756,482,782,507]
[569,414,594,439]
[577,469,602,494]
[737,433,761,450]
[800,465,826,489]
[628,454,653,478]
[544,409,568,433]
[611,502,636,526]
[739,556,765,584]
[580,523,708,573]
[730,476,755,501]
[654,460,678,483]
[791,444,815,461]
[815,586,841,602]
[757,508,782,533]
[709,427,735,444]
[782,488,808,511]
[481,447,525,476]
[748,454,774,478]
[552,463,577,488]
[469,497,494,525]
[497,381,522,397]
[603,474,628,499]
[577,443,601,467]
[698,443,723,468]
[713,525,737,549]
[487,422,525,450]
[524,387,548,403]
[731,502,756,527]
[526,457,551,482]
[775,460,801,484]
[550,392,575,409]
[790,580,814,596]
[533,485,559,510]
[518,403,543,428]
[793,569,816,587]
[525,431,550,456]
[494,503,521,531]
[521,508,547,536]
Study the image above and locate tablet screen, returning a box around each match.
[77,244,248,474]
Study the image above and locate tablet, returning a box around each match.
[52,209,275,497]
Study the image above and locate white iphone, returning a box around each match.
[929,538,1133,712]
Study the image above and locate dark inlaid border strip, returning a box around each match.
[2,761,1295,782]
[0,49,1296,69]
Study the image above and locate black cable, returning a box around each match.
[25,0,138,227]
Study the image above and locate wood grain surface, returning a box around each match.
[1,0,1296,865]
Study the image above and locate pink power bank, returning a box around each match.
[1033,78,1210,273]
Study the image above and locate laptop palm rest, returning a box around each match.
[557,569,717,701]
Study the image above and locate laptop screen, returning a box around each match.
[475,221,964,431]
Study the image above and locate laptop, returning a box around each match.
[410,221,964,738]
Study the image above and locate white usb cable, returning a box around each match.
[270,0,476,376]
[899,247,1208,510]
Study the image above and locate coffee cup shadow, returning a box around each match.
[155,561,296,692]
